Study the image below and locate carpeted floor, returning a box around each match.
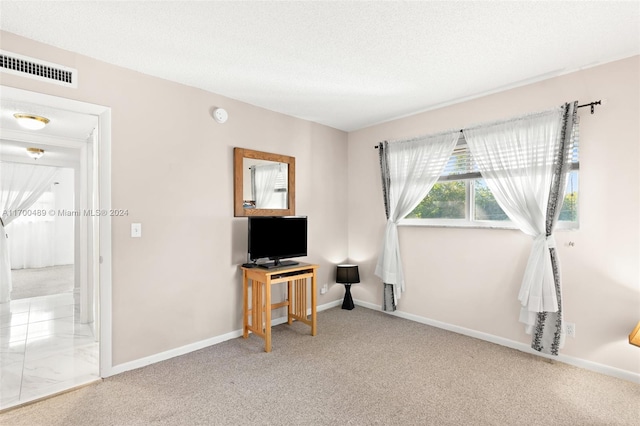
[10,265,74,300]
[1,306,638,425]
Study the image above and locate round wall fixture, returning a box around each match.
[212,108,228,124]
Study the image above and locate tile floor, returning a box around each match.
[0,292,99,410]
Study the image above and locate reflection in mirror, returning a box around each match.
[234,147,295,217]
[243,159,288,209]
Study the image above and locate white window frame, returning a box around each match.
[400,138,579,230]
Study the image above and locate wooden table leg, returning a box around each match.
[264,277,272,352]
[242,272,249,339]
[311,272,317,336]
[287,280,293,325]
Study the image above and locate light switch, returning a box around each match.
[131,223,142,238]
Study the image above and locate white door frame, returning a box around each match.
[0,85,113,377]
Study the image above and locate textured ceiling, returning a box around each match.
[0,1,639,131]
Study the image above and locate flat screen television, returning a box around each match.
[248,216,307,269]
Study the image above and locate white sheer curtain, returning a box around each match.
[375,131,460,309]
[252,163,281,208]
[463,104,576,340]
[0,162,60,303]
[9,190,56,269]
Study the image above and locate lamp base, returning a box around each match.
[342,284,354,310]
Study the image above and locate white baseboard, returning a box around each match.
[106,328,243,377]
[105,298,344,377]
[317,299,343,310]
[353,299,640,384]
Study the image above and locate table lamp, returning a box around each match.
[336,264,360,310]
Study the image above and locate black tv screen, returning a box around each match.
[248,216,307,268]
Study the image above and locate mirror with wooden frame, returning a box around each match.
[234,147,295,217]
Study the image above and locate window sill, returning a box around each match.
[399,218,579,231]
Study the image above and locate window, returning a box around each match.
[404,134,579,229]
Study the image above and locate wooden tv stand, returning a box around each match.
[240,262,318,352]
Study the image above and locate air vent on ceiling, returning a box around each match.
[0,50,77,88]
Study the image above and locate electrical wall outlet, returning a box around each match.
[564,322,576,338]
[320,283,328,295]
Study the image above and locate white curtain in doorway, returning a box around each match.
[0,162,60,303]
[8,191,56,269]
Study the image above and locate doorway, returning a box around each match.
[0,86,112,410]
[9,168,75,300]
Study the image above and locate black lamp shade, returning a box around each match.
[336,264,360,284]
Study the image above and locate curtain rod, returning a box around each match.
[577,100,601,114]
[374,100,601,148]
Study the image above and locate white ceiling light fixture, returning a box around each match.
[26,147,45,159]
[13,113,50,130]
[212,108,228,124]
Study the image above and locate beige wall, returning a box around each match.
[0,31,348,365]
[348,56,640,375]
[2,30,638,377]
